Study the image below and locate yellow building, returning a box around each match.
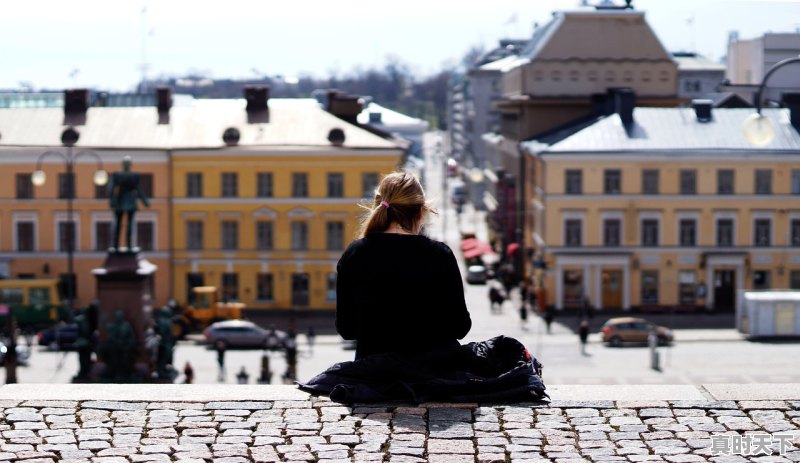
[170,96,403,313]
[0,89,404,314]
[0,95,172,308]
[525,102,800,312]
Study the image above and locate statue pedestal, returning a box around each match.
[91,249,157,382]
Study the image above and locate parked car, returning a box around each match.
[466,265,489,285]
[601,317,673,347]
[203,320,288,350]
[37,323,78,350]
[0,341,30,365]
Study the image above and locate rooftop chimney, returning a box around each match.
[782,92,800,131]
[156,87,172,114]
[327,90,363,125]
[244,85,269,112]
[691,99,713,122]
[613,88,636,127]
[244,85,270,123]
[64,89,89,125]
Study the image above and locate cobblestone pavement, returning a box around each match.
[1,394,799,462]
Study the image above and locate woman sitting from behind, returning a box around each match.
[335,171,472,360]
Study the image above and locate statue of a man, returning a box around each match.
[103,310,136,380]
[108,155,150,250]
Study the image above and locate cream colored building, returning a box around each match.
[524,103,800,312]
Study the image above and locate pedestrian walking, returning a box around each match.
[236,366,250,384]
[488,283,505,314]
[544,308,555,334]
[519,280,529,326]
[183,362,194,384]
[215,340,226,382]
[578,319,589,355]
[306,326,316,353]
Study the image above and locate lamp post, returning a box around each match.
[742,54,800,146]
[31,127,108,310]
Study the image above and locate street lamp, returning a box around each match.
[32,127,107,309]
[742,54,800,146]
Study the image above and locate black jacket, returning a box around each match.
[297,336,547,404]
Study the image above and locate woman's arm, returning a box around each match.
[334,256,358,340]
[444,247,472,339]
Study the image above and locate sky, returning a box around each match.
[2,0,799,92]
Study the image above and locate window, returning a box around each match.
[327,173,344,198]
[58,221,76,252]
[565,170,582,194]
[792,219,800,247]
[291,273,310,306]
[140,173,153,198]
[257,273,274,301]
[641,270,659,305]
[95,182,107,199]
[257,173,273,198]
[717,169,734,194]
[641,219,659,247]
[754,218,771,247]
[790,270,800,290]
[186,273,204,304]
[603,219,621,247]
[292,173,308,198]
[186,173,203,198]
[754,169,772,195]
[60,273,77,302]
[136,221,154,251]
[59,173,75,199]
[604,170,621,194]
[680,169,696,195]
[221,221,239,250]
[186,221,204,250]
[753,270,771,290]
[716,219,734,247]
[16,221,35,252]
[564,219,582,247]
[562,270,584,306]
[221,273,239,302]
[792,170,800,194]
[95,221,112,251]
[16,174,33,199]
[326,221,344,251]
[642,169,659,194]
[256,221,274,250]
[362,172,379,198]
[291,222,308,250]
[326,273,337,302]
[679,219,696,247]
[678,271,696,305]
[221,173,238,198]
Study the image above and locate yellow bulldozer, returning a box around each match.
[171,286,244,339]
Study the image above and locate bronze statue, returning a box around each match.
[155,306,176,379]
[74,307,94,379]
[108,156,150,250]
[102,310,135,381]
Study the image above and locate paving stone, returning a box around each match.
[205,402,273,410]
[82,401,147,411]
[427,438,474,454]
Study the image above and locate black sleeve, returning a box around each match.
[443,246,472,339]
[334,251,358,340]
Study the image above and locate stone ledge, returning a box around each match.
[2,383,798,402]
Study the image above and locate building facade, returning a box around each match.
[525,103,800,313]
[0,90,404,312]
[673,52,726,100]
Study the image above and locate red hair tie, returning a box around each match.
[380,200,390,209]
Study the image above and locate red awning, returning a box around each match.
[463,242,495,259]
[461,238,479,251]
[506,242,520,256]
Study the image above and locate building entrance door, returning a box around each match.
[602,270,623,309]
[713,270,736,311]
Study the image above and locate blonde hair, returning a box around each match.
[358,171,436,238]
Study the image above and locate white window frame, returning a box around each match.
[638,211,662,247]
[788,212,800,247]
[600,211,624,247]
[751,211,775,248]
[132,211,158,251]
[561,211,585,247]
[713,211,738,247]
[54,212,80,252]
[675,211,700,247]
[91,212,114,252]
[12,212,38,252]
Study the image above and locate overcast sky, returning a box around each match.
[2,0,798,91]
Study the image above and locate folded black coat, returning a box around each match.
[297,336,548,404]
